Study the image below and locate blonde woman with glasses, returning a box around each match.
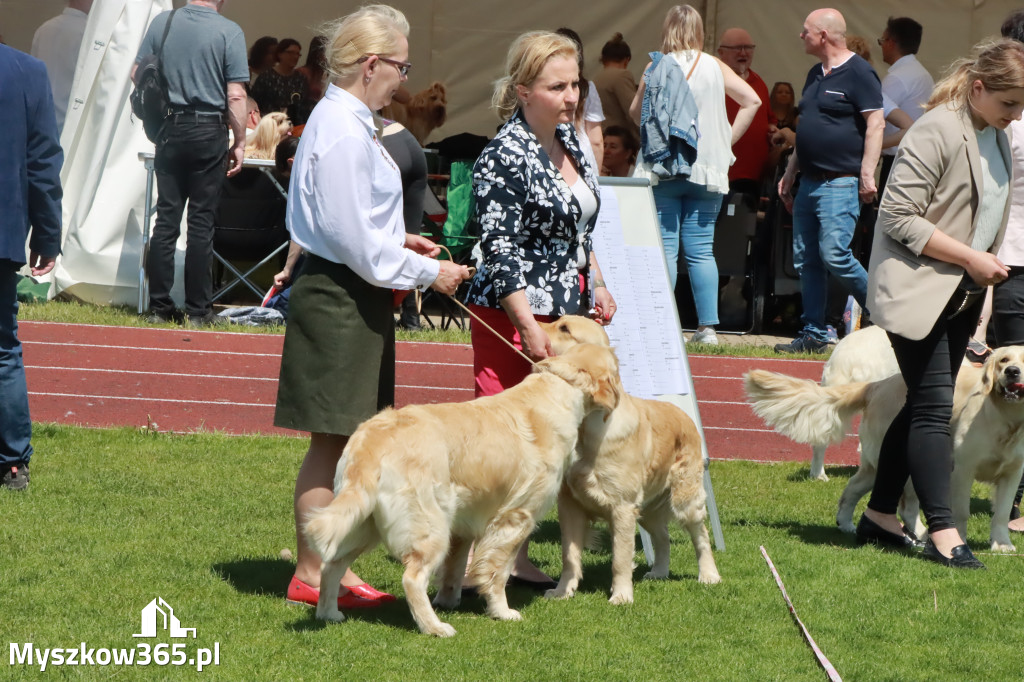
[274,4,471,609]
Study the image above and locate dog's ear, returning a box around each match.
[431,81,446,98]
[537,345,621,418]
[591,364,622,419]
[981,351,1000,395]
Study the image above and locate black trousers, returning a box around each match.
[990,268,1024,508]
[149,118,228,317]
[867,292,983,532]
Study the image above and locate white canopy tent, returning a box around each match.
[0,0,1020,304]
[53,0,173,306]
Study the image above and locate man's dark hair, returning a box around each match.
[1001,9,1024,44]
[885,17,923,55]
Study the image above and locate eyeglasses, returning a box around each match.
[877,36,889,46]
[720,44,756,52]
[355,54,412,77]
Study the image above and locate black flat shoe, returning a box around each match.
[920,539,986,569]
[507,575,558,591]
[855,514,916,549]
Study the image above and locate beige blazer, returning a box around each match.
[867,104,1012,340]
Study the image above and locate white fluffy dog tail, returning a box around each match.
[303,437,381,562]
[744,369,871,446]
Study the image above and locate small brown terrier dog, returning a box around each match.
[383,81,447,144]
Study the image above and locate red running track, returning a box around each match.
[19,322,859,465]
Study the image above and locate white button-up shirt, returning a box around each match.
[881,54,934,156]
[287,84,439,290]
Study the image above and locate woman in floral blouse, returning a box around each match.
[463,30,617,588]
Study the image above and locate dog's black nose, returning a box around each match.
[1005,366,1021,381]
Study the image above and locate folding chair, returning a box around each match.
[713,189,769,333]
[211,167,289,302]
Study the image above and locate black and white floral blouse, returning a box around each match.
[463,111,602,316]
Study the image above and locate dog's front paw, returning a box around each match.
[424,622,457,638]
[811,471,829,482]
[991,538,1016,553]
[837,520,856,534]
[698,570,722,585]
[544,585,575,600]
[642,568,669,580]
[490,608,522,621]
[608,591,633,605]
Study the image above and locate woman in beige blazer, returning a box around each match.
[859,39,1024,569]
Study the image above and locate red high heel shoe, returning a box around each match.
[285,576,385,609]
[345,582,396,602]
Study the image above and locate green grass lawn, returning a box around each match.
[2,425,1021,681]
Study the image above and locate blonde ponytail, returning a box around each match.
[492,76,519,122]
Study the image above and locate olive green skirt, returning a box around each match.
[274,255,395,435]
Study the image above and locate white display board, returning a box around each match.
[595,177,724,551]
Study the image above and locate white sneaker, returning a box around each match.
[689,327,719,345]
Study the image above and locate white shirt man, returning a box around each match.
[878,18,933,158]
[31,0,93,133]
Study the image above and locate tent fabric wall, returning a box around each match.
[220,0,1023,139]
[51,0,174,306]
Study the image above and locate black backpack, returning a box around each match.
[130,9,178,142]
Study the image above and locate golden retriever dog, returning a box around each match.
[538,316,720,606]
[304,343,622,637]
[745,346,1024,551]
[808,326,899,481]
[383,81,447,144]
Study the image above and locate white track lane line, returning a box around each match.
[28,341,280,357]
[29,383,473,405]
[27,340,472,367]
[26,366,279,381]
[25,362,472,380]
[29,391,273,407]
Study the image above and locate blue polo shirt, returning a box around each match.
[795,54,882,175]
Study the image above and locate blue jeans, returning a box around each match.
[0,263,33,466]
[653,179,724,326]
[792,176,867,342]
